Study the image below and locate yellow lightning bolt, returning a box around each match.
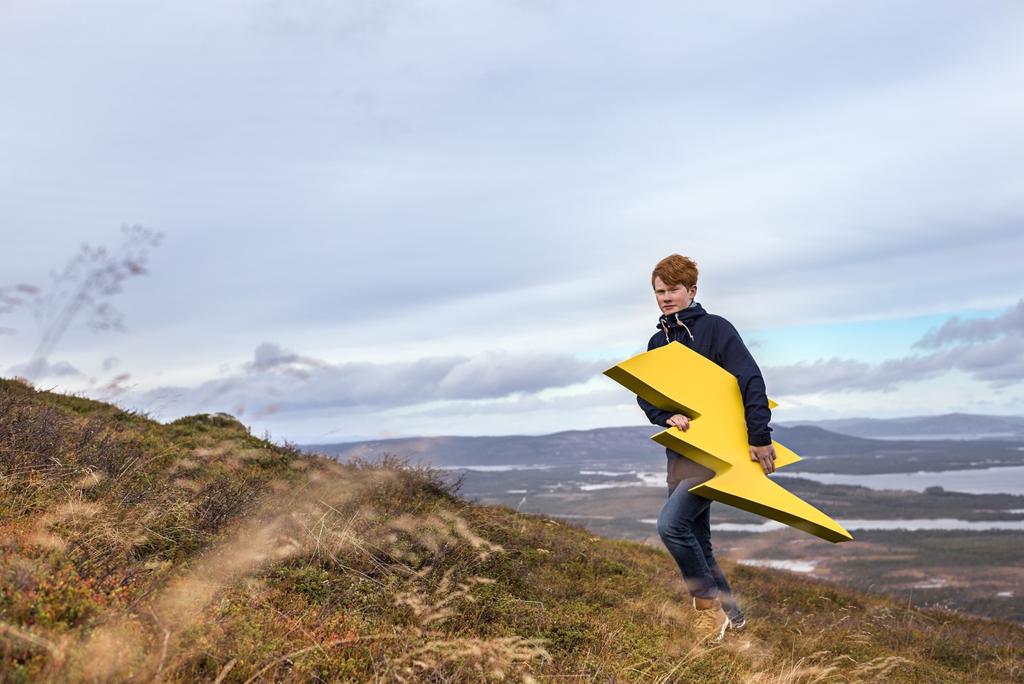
[605,341,852,543]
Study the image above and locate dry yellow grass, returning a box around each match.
[2,379,1023,683]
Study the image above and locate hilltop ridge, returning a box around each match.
[306,422,1024,475]
[780,413,1024,440]
[303,424,885,469]
[1,378,1022,682]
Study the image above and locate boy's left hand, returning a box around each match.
[749,444,776,474]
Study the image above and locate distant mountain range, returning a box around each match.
[304,418,1024,475]
[303,424,903,469]
[306,426,661,468]
[777,413,1024,440]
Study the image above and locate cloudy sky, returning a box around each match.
[2,1,1022,443]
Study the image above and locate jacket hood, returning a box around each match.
[656,301,707,344]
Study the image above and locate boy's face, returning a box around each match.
[653,276,696,315]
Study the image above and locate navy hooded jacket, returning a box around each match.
[637,301,773,447]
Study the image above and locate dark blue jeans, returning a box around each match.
[657,478,744,621]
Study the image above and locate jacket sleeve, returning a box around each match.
[636,334,676,427]
[637,394,675,427]
[715,318,773,446]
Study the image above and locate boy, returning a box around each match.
[637,254,777,643]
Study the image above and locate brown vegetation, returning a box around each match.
[2,378,1022,682]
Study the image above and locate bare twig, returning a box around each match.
[0,621,61,658]
[213,658,238,684]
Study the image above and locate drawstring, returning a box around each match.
[674,313,695,342]
[661,313,695,344]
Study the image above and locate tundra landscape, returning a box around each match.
[2,380,1023,682]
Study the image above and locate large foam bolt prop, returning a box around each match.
[605,341,852,543]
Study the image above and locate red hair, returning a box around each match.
[651,254,699,289]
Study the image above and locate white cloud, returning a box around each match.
[122,342,614,421]
[1,1,1022,438]
[769,300,1024,394]
[914,300,1024,349]
[6,358,82,379]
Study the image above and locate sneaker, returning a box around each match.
[692,597,731,644]
[724,605,746,632]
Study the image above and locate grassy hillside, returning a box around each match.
[1,378,1022,683]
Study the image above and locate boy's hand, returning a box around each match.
[667,414,690,431]
[750,444,776,474]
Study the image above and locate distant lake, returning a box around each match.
[435,464,557,472]
[637,518,1024,532]
[433,462,1024,497]
[776,465,1024,495]
[846,432,1023,441]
